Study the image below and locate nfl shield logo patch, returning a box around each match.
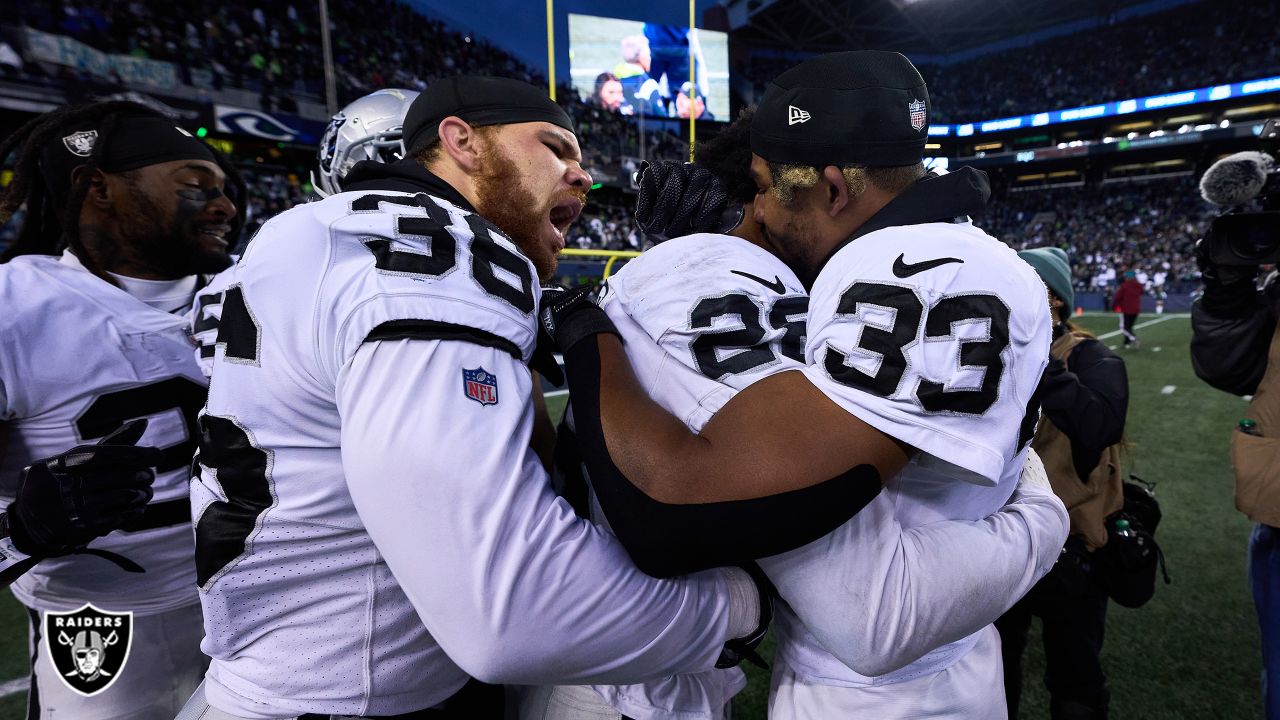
[462,367,499,406]
[44,604,133,697]
[62,130,98,157]
[908,99,928,132]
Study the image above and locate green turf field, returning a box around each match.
[0,313,1262,718]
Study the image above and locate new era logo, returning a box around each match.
[788,105,811,126]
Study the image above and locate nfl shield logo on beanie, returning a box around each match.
[44,604,133,697]
[908,99,927,132]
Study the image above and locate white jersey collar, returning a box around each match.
[60,250,198,314]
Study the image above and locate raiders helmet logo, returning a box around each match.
[908,99,928,132]
[43,605,133,697]
[62,130,98,157]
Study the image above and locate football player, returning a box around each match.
[527,110,1067,720]
[179,76,775,720]
[0,101,243,719]
[191,88,422,378]
[542,51,1061,718]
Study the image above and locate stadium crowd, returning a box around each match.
[978,175,1213,294]
[0,0,1226,292]
[11,0,543,109]
[923,0,1280,122]
[739,0,1279,123]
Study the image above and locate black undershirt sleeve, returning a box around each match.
[560,336,883,578]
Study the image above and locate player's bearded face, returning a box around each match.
[108,161,236,277]
[472,127,587,281]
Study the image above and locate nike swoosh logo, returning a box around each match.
[892,254,964,278]
[730,270,787,294]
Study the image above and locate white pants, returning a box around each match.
[518,685,628,720]
[768,624,1008,720]
[517,684,732,720]
[27,601,207,720]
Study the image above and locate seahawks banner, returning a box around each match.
[215,104,325,146]
[43,604,133,697]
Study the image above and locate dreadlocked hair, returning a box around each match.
[0,101,165,280]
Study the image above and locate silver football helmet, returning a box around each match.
[314,88,420,196]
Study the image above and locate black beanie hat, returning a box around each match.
[403,76,575,155]
[751,51,929,167]
[39,114,216,205]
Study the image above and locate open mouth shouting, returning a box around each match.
[546,197,585,253]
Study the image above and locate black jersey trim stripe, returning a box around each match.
[365,319,522,359]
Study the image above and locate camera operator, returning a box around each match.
[1190,139,1280,718]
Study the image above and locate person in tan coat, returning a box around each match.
[998,247,1130,720]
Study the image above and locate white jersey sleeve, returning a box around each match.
[802,222,1052,485]
[603,233,808,429]
[339,339,734,684]
[759,450,1067,678]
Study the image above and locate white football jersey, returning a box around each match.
[195,190,733,718]
[0,255,205,614]
[581,233,806,719]
[764,219,1051,687]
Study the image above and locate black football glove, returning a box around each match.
[634,161,743,243]
[8,419,163,558]
[716,562,774,670]
[539,285,619,354]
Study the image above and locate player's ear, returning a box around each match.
[72,166,113,210]
[822,166,850,217]
[437,116,483,173]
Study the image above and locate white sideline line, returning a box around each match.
[545,389,569,398]
[0,677,27,698]
[1096,315,1180,340]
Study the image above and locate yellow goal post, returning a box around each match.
[559,248,641,279]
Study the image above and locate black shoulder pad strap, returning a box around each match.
[365,319,522,359]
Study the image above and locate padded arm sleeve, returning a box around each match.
[339,337,735,684]
[561,334,883,578]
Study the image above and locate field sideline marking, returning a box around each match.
[1096,315,1181,341]
[545,389,569,398]
[0,677,26,698]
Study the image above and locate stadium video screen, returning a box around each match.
[568,14,729,122]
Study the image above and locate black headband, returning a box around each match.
[40,115,217,204]
[751,51,929,168]
[403,76,575,155]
